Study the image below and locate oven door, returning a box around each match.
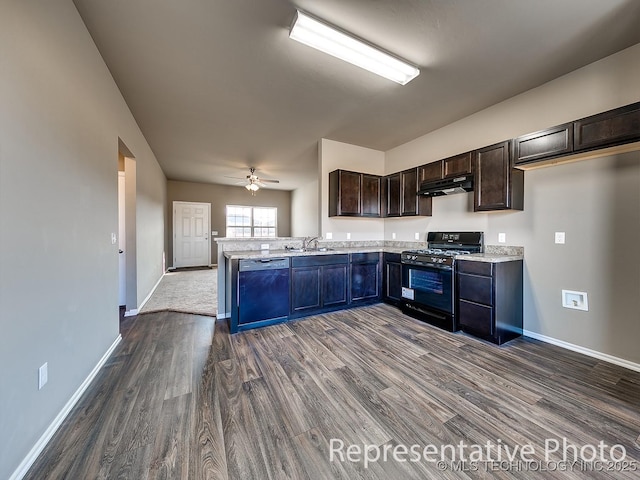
[401,263,453,314]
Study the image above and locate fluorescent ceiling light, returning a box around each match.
[289,10,420,85]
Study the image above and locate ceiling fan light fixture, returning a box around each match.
[289,10,419,85]
[246,182,259,193]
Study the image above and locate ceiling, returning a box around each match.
[73,0,640,191]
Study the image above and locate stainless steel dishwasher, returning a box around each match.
[238,257,290,326]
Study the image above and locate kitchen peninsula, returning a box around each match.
[216,237,523,337]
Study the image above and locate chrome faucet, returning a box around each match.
[302,236,320,250]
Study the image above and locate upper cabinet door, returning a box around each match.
[474,141,523,211]
[328,169,361,216]
[443,152,473,178]
[361,174,381,217]
[400,168,418,216]
[385,173,401,217]
[574,102,640,152]
[513,123,573,166]
[418,161,443,183]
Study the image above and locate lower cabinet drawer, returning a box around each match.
[459,300,493,336]
[458,273,493,305]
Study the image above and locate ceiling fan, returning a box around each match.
[225,167,280,195]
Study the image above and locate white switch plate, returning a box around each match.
[325,232,333,240]
[414,232,420,240]
[562,290,588,311]
[555,232,566,244]
[260,243,269,250]
[346,233,351,240]
[211,231,218,236]
[39,362,48,390]
[392,232,396,240]
[498,233,506,243]
[111,233,117,245]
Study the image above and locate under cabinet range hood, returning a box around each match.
[417,175,473,197]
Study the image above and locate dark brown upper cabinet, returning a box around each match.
[383,173,401,217]
[513,123,574,166]
[401,167,432,216]
[361,173,381,217]
[574,102,640,152]
[418,152,472,184]
[329,169,382,217]
[418,161,443,183]
[443,151,473,178]
[473,141,523,212]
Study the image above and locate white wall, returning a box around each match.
[384,42,640,364]
[0,1,166,477]
[319,139,385,241]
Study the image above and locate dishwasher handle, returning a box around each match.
[239,257,290,271]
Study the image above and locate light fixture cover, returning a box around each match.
[289,10,419,85]
[246,182,259,192]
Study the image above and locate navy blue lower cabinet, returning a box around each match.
[382,253,403,306]
[290,254,349,317]
[290,266,322,313]
[350,252,381,304]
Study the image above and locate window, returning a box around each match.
[226,205,277,238]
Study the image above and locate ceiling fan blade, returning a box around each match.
[224,175,247,180]
[258,178,279,183]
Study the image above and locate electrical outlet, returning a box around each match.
[346,233,351,240]
[498,233,506,243]
[111,233,117,245]
[325,232,333,240]
[39,363,48,390]
[414,232,420,240]
[260,243,269,250]
[555,232,565,244]
[392,232,396,240]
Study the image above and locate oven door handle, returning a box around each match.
[403,262,452,271]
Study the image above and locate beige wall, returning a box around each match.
[382,42,640,364]
[0,1,166,477]
[319,139,385,240]
[166,180,292,267]
[291,179,320,237]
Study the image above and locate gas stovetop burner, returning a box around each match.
[404,249,473,257]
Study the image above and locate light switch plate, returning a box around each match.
[211,231,218,236]
[346,233,351,240]
[392,233,396,240]
[498,233,506,243]
[260,243,269,250]
[414,232,420,240]
[325,232,333,240]
[555,232,565,244]
[111,233,117,245]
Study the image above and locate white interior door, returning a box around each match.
[118,172,126,305]
[173,201,211,268]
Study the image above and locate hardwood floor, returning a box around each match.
[26,305,640,479]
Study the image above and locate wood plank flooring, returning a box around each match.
[25,305,640,479]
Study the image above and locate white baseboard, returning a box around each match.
[523,330,640,373]
[10,335,122,480]
[136,271,166,313]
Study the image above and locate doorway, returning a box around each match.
[173,201,211,268]
[118,138,137,316]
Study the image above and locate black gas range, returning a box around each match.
[400,232,483,331]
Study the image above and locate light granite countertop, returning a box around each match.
[224,246,406,260]
[456,253,524,263]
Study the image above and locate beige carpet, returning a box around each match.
[139,268,217,317]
